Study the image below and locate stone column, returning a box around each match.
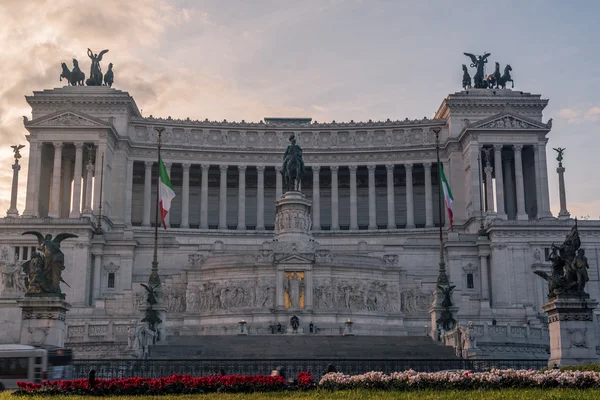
[83,162,94,216]
[93,144,105,213]
[200,164,209,229]
[503,155,515,219]
[7,158,21,217]
[536,141,553,218]
[311,166,321,230]
[483,148,495,213]
[493,144,507,219]
[275,166,283,199]
[48,143,63,218]
[124,159,134,225]
[480,254,490,300]
[386,164,396,229]
[163,162,172,227]
[70,143,84,218]
[142,161,153,227]
[366,165,377,230]
[330,166,339,230]
[557,161,570,220]
[237,165,246,230]
[23,142,42,217]
[181,163,191,228]
[219,165,228,230]
[256,166,265,230]
[60,158,72,218]
[349,165,358,230]
[276,269,285,310]
[423,163,434,228]
[513,145,528,220]
[93,253,102,301]
[405,163,415,229]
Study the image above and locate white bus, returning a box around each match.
[0,344,47,391]
[0,345,73,391]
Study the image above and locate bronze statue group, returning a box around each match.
[462,52,514,90]
[60,48,114,87]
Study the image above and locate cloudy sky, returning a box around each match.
[0,0,598,218]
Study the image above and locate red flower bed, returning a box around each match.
[16,373,297,395]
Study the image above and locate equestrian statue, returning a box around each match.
[281,134,305,192]
[462,52,515,89]
[60,48,114,87]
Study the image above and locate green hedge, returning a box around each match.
[560,364,600,372]
[5,389,600,400]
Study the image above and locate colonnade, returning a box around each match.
[137,162,439,230]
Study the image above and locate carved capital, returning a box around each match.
[348,165,358,173]
[367,165,376,173]
[256,165,266,173]
[238,165,247,172]
[330,165,339,173]
[201,164,210,172]
[423,162,432,170]
[532,145,539,154]
[405,163,413,171]
[493,144,504,152]
[311,165,320,173]
[182,163,191,171]
[385,164,395,172]
[53,142,64,150]
[163,162,172,170]
[144,161,154,168]
[37,142,44,150]
[219,165,229,173]
[74,142,85,150]
[513,144,523,153]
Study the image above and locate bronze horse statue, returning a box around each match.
[461,64,471,90]
[486,62,502,89]
[60,59,85,86]
[497,64,514,89]
[104,63,114,87]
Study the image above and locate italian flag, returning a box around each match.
[158,157,176,230]
[439,163,454,229]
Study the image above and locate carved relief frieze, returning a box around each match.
[400,288,434,314]
[314,278,400,312]
[186,278,275,312]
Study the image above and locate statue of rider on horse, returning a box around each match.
[281,134,305,192]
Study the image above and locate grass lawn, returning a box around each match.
[3,389,600,400]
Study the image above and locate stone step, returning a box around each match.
[149,335,457,360]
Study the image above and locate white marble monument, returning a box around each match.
[0,85,598,360]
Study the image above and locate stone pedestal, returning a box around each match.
[7,159,20,218]
[542,295,599,367]
[273,191,314,254]
[18,295,71,347]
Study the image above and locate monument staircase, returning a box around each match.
[148,335,458,360]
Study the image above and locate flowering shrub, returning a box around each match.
[319,369,600,391]
[297,371,315,387]
[16,374,287,395]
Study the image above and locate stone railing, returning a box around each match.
[442,322,550,360]
[66,321,130,343]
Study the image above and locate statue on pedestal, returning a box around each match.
[21,232,77,297]
[281,135,305,192]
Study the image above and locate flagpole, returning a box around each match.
[433,128,449,286]
[149,127,164,287]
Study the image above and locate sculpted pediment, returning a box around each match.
[26,110,111,128]
[466,112,550,131]
[275,253,314,264]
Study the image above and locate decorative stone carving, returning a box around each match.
[315,249,333,263]
[314,278,399,312]
[186,279,275,312]
[188,254,205,268]
[162,286,186,313]
[401,288,434,314]
[383,254,399,266]
[0,247,26,293]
